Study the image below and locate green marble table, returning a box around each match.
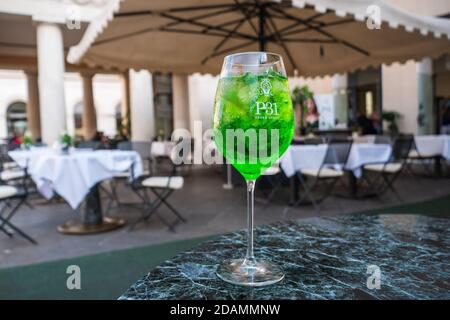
[120,214,450,300]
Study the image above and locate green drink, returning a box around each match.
[213,52,294,287]
[213,70,294,180]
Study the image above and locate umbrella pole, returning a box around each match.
[258,4,266,52]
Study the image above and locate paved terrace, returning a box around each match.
[1,166,449,268]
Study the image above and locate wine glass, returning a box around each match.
[213,52,294,286]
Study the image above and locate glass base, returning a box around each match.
[216,258,284,287]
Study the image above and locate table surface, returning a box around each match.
[120,213,450,300]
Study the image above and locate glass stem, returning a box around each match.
[245,180,256,262]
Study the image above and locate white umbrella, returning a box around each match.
[68,0,450,76]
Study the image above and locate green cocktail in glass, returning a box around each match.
[213,52,294,286]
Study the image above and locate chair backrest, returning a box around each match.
[33,142,47,147]
[131,141,152,159]
[322,140,353,167]
[117,141,132,151]
[0,143,14,170]
[374,135,392,145]
[77,140,102,150]
[391,135,414,161]
[304,137,324,145]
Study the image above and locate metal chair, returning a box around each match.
[407,139,437,176]
[0,165,36,244]
[374,135,392,144]
[295,140,353,211]
[76,140,103,150]
[257,161,286,206]
[102,141,152,210]
[362,135,414,200]
[128,160,186,232]
[304,137,325,145]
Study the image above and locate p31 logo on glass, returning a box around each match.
[253,78,279,119]
[255,102,280,117]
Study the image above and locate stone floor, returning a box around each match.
[1,165,449,268]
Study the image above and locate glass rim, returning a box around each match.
[223,51,283,67]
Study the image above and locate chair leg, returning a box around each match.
[378,173,403,202]
[361,172,383,199]
[0,199,37,244]
[129,201,175,232]
[129,188,185,231]
[294,175,319,213]
[150,189,187,223]
[316,178,339,204]
[263,176,284,207]
[0,224,13,237]
[110,180,122,206]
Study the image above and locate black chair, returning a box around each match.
[407,139,436,176]
[295,140,353,211]
[117,140,132,151]
[0,164,36,244]
[374,135,392,144]
[362,135,414,200]
[257,162,286,206]
[76,140,103,150]
[103,141,151,212]
[128,160,186,232]
[304,137,325,145]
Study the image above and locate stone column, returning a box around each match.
[36,22,67,144]
[129,69,155,141]
[331,73,348,127]
[81,73,97,140]
[121,70,131,138]
[172,74,190,132]
[417,58,434,135]
[25,70,41,141]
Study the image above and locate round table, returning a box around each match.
[8,147,143,235]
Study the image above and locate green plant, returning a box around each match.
[60,132,73,148]
[22,134,32,148]
[292,85,314,134]
[381,111,402,135]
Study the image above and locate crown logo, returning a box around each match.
[260,78,272,96]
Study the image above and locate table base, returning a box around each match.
[57,217,126,235]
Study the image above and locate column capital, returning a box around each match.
[24,70,38,77]
[80,72,96,80]
[33,20,64,30]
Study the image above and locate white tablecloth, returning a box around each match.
[281,143,392,178]
[415,135,450,160]
[345,143,392,177]
[280,145,327,177]
[8,148,143,209]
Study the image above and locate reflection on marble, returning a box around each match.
[120,214,450,300]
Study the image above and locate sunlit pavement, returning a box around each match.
[1,165,449,268]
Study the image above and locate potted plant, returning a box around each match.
[292,85,314,136]
[59,132,73,154]
[381,111,402,136]
[21,132,33,150]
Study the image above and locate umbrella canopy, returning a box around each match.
[68,0,450,77]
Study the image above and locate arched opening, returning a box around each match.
[7,101,27,139]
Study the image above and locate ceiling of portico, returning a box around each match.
[0,12,118,73]
[0,12,87,58]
